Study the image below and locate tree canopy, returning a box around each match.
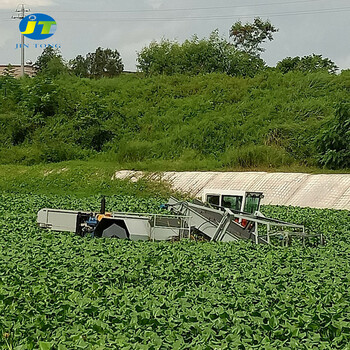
[70,47,124,78]
[34,46,67,77]
[276,54,338,74]
[229,17,278,56]
[137,30,265,77]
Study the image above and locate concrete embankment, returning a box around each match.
[114,171,350,210]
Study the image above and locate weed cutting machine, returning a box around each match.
[37,190,324,246]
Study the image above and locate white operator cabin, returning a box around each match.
[202,189,264,214]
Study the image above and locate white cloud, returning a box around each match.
[0,0,54,10]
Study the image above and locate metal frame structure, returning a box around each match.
[167,197,323,246]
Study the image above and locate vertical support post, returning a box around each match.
[19,4,25,77]
[100,196,106,214]
[153,215,155,242]
[254,222,258,244]
[21,33,25,76]
[180,217,183,240]
[12,4,30,77]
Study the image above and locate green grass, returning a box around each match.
[0,161,348,198]
[1,70,349,171]
[1,160,349,197]
[0,162,172,198]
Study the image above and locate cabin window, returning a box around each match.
[207,195,220,206]
[222,195,243,211]
[244,196,260,214]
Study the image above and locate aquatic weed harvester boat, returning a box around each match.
[37,189,324,246]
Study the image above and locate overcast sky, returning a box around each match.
[0,0,350,71]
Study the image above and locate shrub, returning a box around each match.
[316,103,350,169]
[222,145,293,168]
[137,31,265,77]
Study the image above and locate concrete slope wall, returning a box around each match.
[114,171,350,210]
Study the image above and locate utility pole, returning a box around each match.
[12,4,30,77]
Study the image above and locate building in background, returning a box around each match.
[0,64,36,77]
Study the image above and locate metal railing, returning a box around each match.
[110,211,191,241]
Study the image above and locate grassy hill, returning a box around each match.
[0,70,349,171]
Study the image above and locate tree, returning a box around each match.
[69,55,89,77]
[137,39,180,75]
[276,54,338,74]
[275,56,300,74]
[229,17,278,56]
[35,46,62,71]
[70,47,124,78]
[0,65,21,101]
[88,47,124,78]
[136,30,265,77]
[34,46,67,76]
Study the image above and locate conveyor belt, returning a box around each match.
[167,197,306,244]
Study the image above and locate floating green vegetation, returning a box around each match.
[0,193,349,349]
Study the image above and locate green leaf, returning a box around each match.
[38,342,52,350]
